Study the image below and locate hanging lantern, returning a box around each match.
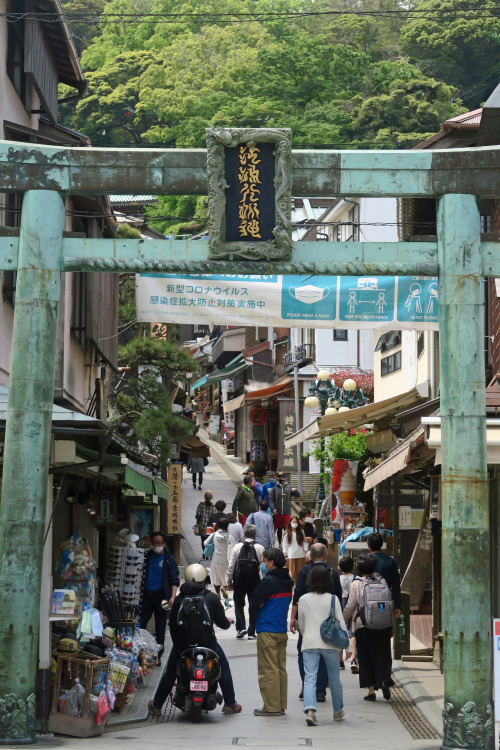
[249,406,267,426]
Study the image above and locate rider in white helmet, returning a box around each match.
[148,563,242,716]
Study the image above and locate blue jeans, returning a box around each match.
[303,649,343,714]
[154,641,236,708]
[297,633,328,695]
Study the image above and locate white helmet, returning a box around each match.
[184,563,207,583]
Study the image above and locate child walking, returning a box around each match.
[338,556,357,672]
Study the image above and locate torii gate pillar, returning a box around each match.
[0,191,64,744]
[438,194,492,750]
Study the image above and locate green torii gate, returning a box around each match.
[0,139,498,748]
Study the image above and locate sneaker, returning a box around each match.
[148,700,161,716]
[236,629,247,639]
[254,708,281,716]
[316,693,326,703]
[247,634,257,640]
[334,709,345,722]
[280,709,286,715]
[306,710,318,726]
[198,486,202,490]
[298,687,304,700]
[340,660,345,670]
[351,660,359,674]
[222,703,242,714]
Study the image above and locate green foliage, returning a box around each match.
[116,337,199,464]
[145,195,208,235]
[61,0,473,150]
[117,223,142,238]
[401,0,500,108]
[326,429,370,461]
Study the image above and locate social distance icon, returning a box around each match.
[289,284,330,305]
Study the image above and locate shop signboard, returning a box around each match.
[277,399,298,471]
[209,414,220,434]
[137,274,439,331]
[167,463,182,534]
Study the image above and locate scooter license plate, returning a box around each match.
[189,680,208,691]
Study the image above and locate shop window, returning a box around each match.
[417,331,425,358]
[71,274,88,347]
[334,330,348,341]
[381,351,401,376]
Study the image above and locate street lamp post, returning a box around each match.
[304,370,338,515]
[305,372,370,515]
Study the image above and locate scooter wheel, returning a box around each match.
[190,705,203,723]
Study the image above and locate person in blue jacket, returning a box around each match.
[139,531,180,664]
[249,547,293,717]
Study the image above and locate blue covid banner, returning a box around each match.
[137,274,439,330]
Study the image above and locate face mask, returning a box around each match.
[305,517,314,523]
[291,523,298,529]
[153,546,164,554]
[260,563,268,576]
[289,284,330,305]
[278,479,285,484]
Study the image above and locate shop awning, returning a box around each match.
[223,394,246,413]
[245,376,293,402]
[125,461,154,495]
[363,425,426,491]
[205,354,250,384]
[284,385,428,449]
[191,375,207,390]
[154,478,169,500]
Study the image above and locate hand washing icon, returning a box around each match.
[289,284,330,305]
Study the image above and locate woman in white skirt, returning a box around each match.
[282,515,306,584]
[205,516,231,598]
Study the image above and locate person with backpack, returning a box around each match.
[343,553,395,702]
[148,563,242,716]
[227,525,265,639]
[268,472,301,547]
[366,531,402,618]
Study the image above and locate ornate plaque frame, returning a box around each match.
[206,127,292,261]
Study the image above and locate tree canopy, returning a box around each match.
[60,0,494,155]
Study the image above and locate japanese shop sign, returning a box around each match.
[278,399,298,471]
[137,274,439,331]
[167,462,182,535]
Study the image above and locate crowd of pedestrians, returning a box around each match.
[148,467,402,726]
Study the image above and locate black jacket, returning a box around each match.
[169,582,231,647]
[292,561,342,606]
[142,548,180,600]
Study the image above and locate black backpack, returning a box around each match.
[237,541,260,577]
[176,591,215,649]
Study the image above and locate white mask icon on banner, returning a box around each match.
[289,285,330,305]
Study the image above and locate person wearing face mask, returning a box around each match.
[139,531,180,665]
[282,515,306,584]
[268,472,301,548]
[249,548,293,716]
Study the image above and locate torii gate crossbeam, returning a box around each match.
[0,140,496,749]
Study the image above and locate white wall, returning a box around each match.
[315,328,373,371]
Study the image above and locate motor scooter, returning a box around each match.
[173,646,222,722]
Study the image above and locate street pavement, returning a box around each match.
[26,454,442,750]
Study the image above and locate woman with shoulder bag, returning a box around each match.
[195,490,214,559]
[297,566,347,726]
[343,553,395,702]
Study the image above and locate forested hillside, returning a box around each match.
[60,0,500,153]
